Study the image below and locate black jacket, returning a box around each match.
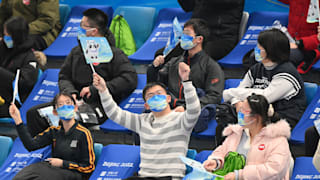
[59,32,137,123]
[16,121,95,174]
[0,37,38,103]
[151,50,224,108]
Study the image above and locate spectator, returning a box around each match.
[178,0,244,60]
[0,16,39,118]
[92,62,201,179]
[26,8,137,137]
[305,126,320,156]
[148,18,224,132]
[223,28,306,129]
[203,94,292,180]
[9,92,95,180]
[0,0,61,50]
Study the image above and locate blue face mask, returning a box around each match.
[56,105,75,121]
[147,94,168,112]
[3,35,13,48]
[254,46,264,62]
[237,111,254,126]
[77,26,87,39]
[180,34,196,50]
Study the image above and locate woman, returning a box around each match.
[204,94,292,180]
[0,16,39,118]
[9,92,95,180]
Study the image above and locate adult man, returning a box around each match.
[27,8,137,136]
[147,18,224,132]
[93,62,201,179]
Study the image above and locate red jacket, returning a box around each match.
[279,0,320,73]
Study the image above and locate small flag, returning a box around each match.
[163,17,183,57]
[307,0,320,23]
[12,69,21,104]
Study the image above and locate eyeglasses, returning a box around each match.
[145,90,165,100]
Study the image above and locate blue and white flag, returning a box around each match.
[12,69,21,104]
[307,0,320,23]
[163,17,183,57]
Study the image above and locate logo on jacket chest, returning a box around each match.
[258,144,265,151]
[70,140,78,148]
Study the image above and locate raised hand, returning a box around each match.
[178,62,190,81]
[93,73,107,93]
[153,55,165,67]
[9,103,23,125]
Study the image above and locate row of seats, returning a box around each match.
[0,137,318,180]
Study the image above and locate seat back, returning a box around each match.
[195,150,213,163]
[291,157,320,179]
[238,11,249,41]
[44,5,113,59]
[129,8,192,64]
[186,149,197,174]
[113,6,156,49]
[94,143,103,166]
[304,82,318,105]
[0,138,51,179]
[59,4,71,27]
[89,144,140,180]
[0,136,13,168]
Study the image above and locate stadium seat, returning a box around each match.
[44,5,113,59]
[195,150,212,163]
[94,143,103,166]
[238,11,250,41]
[100,74,146,133]
[59,4,71,27]
[291,83,319,144]
[113,6,156,49]
[218,11,288,68]
[312,59,320,71]
[89,144,140,180]
[291,157,320,180]
[0,138,51,179]
[186,149,197,174]
[0,136,13,168]
[129,8,192,64]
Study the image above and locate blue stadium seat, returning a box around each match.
[312,59,320,71]
[129,8,192,64]
[238,11,250,41]
[0,138,51,179]
[59,4,71,27]
[44,5,113,59]
[195,150,212,163]
[100,74,146,133]
[89,144,140,180]
[224,79,242,90]
[186,149,197,174]
[291,83,319,144]
[191,120,217,139]
[113,6,156,49]
[291,157,320,180]
[0,136,13,168]
[94,143,103,166]
[218,11,288,68]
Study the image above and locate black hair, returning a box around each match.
[52,91,76,110]
[142,82,167,101]
[247,93,280,126]
[83,8,109,36]
[257,28,290,64]
[4,16,29,47]
[183,18,210,47]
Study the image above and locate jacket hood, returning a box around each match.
[223,119,291,139]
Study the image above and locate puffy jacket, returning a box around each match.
[0,37,39,103]
[209,120,291,180]
[0,0,61,47]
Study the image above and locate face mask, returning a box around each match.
[3,35,13,48]
[56,105,75,121]
[254,46,264,62]
[77,26,87,39]
[147,94,168,112]
[180,34,197,50]
[237,111,254,126]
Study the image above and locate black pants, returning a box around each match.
[305,125,320,156]
[13,161,83,180]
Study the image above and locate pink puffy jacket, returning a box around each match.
[209,120,292,180]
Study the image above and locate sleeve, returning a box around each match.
[146,64,162,83]
[223,70,254,105]
[58,48,79,96]
[99,87,145,133]
[181,81,201,131]
[199,61,224,106]
[178,0,195,12]
[223,73,299,104]
[313,140,320,173]
[0,0,11,35]
[239,138,291,180]
[298,34,320,51]
[63,130,95,174]
[105,48,137,101]
[18,54,39,92]
[28,0,60,35]
[16,123,53,152]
